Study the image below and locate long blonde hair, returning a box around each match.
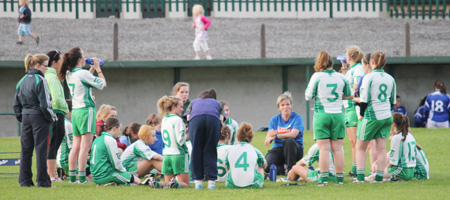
[346,46,364,64]
[192,4,204,19]
[24,54,49,72]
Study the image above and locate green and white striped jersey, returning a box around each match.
[66,68,105,109]
[389,133,417,169]
[414,147,429,179]
[360,69,396,120]
[121,139,158,170]
[161,113,188,155]
[90,132,127,180]
[305,69,351,113]
[299,143,340,176]
[225,142,266,188]
[217,143,232,182]
[57,117,73,170]
[225,117,239,145]
[344,63,364,108]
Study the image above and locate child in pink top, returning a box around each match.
[192,5,212,60]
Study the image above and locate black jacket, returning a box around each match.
[13,69,56,123]
[18,6,32,24]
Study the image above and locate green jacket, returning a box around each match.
[44,67,68,114]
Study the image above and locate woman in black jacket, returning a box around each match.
[13,54,56,187]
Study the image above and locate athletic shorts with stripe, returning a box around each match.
[314,112,345,140]
[162,154,189,175]
[357,117,393,141]
[94,171,132,185]
[72,107,96,136]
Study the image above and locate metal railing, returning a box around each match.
[0,113,21,136]
[2,0,450,19]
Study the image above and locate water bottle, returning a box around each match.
[337,56,347,63]
[85,57,104,67]
[308,166,315,171]
[269,164,277,182]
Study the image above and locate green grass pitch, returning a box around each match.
[0,128,449,199]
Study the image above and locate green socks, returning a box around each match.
[357,168,365,181]
[336,173,344,183]
[375,170,384,182]
[69,170,77,183]
[352,162,357,174]
[320,172,329,183]
[79,171,86,183]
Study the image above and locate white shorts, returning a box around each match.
[193,31,209,52]
[427,119,449,128]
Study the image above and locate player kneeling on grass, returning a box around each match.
[366,113,417,182]
[225,122,266,188]
[90,118,140,186]
[121,125,163,178]
[287,143,341,183]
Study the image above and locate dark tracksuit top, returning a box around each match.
[14,68,56,187]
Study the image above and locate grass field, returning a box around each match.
[0,128,449,200]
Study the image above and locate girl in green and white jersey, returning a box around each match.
[157,96,189,188]
[121,125,163,178]
[90,118,140,185]
[220,100,239,145]
[355,51,396,183]
[59,47,107,184]
[225,123,266,188]
[340,46,364,177]
[217,126,232,182]
[414,144,429,180]
[305,51,353,186]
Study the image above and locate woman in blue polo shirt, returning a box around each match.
[264,92,304,175]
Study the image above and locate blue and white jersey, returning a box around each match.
[392,106,408,116]
[414,106,427,128]
[424,90,450,123]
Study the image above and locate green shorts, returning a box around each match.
[126,165,138,174]
[357,117,393,141]
[93,171,132,185]
[162,154,189,175]
[345,108,358,127]
[306,170,336,182]
[225,171,264,188]
[72,107,96,136]
[313,112,345,140]
[388,166,414,180]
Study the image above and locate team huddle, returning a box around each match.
[14,45,435,189]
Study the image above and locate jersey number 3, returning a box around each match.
[326,84,338,102]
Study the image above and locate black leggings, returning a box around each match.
[48,113,65,159]
[264,138,303,175]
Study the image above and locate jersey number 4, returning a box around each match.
[235,152,250,171]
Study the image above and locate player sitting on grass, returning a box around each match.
[287,143,340,183]
[90,118,140,186]
[414,144,429,180]
[225,122,266,188]
[121,125,163,178]
[366,113,417,182]
[217,126,232,182]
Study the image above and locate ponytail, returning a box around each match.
[237,122,254,143]
[157,96,182,117]
[104,117,120,132]
[313,51,333,72]
[371,51,386,69]
[59,47,82,80]
[199,89,217,99]
[392,113,409,141]
[220,126,231,141]
[24,54,49,72]
[347,46,364,63]
[434,80,446,94]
